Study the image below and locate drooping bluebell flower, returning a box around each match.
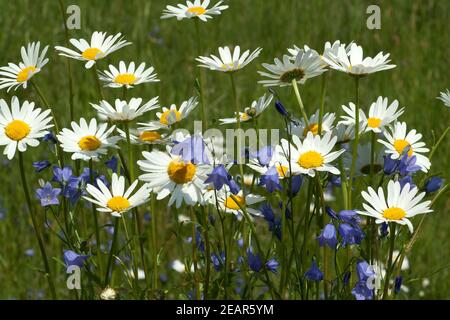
[304,261,323,281]
[259,166,282,193]
[247,249,263,272]
[211,252,226,271]
[356,260,376,282]
[394,276,403,294]
[326,206,339,220]
[343,271,351,285]
[351,260,376,300]
[317,224,338,249]
[195,228,204,252]
[289,175,303,196]
[43,132,57,144]
[63,250,89,269]
[260,203,275,222]
[383,155,399,175]
[284,204,292,220]
[171,135,210,164]
[35,182,61,207]
[265,258,279,273]
[352,281,374,300]
[250,145,273,166]
[205,165,229,190]
[144,212,151,222]
[380,222,389,238]
[339,223,365,247]
[275,100,289,117]
[105,156,119,173]
[32,160,51,173]
[269,217,282,240]
[425,176,443,193]
[338,210,361,226]
[329,174,342,187]
[399,176,415,189]
[398,154,421,176]
[227,178,241,194]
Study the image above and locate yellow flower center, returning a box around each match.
[393,139,413,157]
[240,113,250,121]
[298,151,324,169]
[303,123,319,136]
[167,160,196,184]
[367,117,382,128]
[160,109,182,125]
[382,207,406,220]
[107,196,130,212]
[276,164,288,177]
[16,66,37,82]
[187,6,206,15]
[78,135,102,151]
[114,73,137,85]
[224,195,246,210]
[139,131,161,142]
[5,120,30,141]
[82,47,103,60]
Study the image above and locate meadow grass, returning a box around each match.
[0,0,448,299]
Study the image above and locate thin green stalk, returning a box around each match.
[92,64,104,100]
[190,207,201,300]
[200,206,211,299]
[318,73,328,135]
[194,19,207,129]
[291,79,309,127]
[369,131,376,264]
[19,152,57,299]
[89,159,102,274]
[150,193,159,290]
[229,73,245,185]
[382,224,396,299]
[121,214,139,292]
[104,217,120,287]
[347,77,360,208]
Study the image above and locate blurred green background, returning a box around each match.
[0,0,448,299]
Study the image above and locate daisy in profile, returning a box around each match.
[0,96,53,159]
[219,94,273,124]
[290,109,336,138]
[279,132,345,177]
[55,31,131,69]
[137,147,210,208]
[357,180,432,233]
[83,173,151,217]
[207,186,265,218]
[338,102,367,135]
[161,0,229,21]
[340,97,404,134]
[196,46,262,73]
[288,41,351,67]
[0,42,49,92]
[332,123,355,144]
[90,97,159,122]
[116,128,168,145]
[57,118,121,161]
[248,146,290,179]
[437,89,450,107]
[138,97,198,130]
[378,122,431,172]
[258,49,327,87]
[98,61,159,89]
[322,43,395,77]
[343,143,384,176]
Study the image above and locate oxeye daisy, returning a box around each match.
[116,128,168,145]
[98,61,159,89]
[137,97,198,130]
[207,187,265,219]
[340,97,404,133]
[137,147,210,208]
[196,46,262,73]
[219,94,273,124]
[0,42,49,92]
[290,109,336,138]
[83,173,151,217]
[57,118,121,161]
[343,143,384,176]
[378,121,431,172]
[248,146,290,179]
[322,42,396,77]
[288,41,352,67]
[90,97,159,122]
[258,49,327,87]
[55,31,131,69]
[357,180,432,233]
[161,0,229,21]
[0,96,53,159]
[437,89,450,107]
[332,123,355,144]
[279,131,345,177]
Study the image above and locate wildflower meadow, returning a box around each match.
[0,0,448,303]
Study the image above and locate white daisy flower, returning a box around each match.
[339,97,404,134]
[161,0,228,21]
[258,49,327,87]
[90,97,159,122]
[116,128,168,145]
[0,96,53,160]
[332,122,355,144]
[55,31,131,69]
[357,180,432,233]
[437,89,450,107]
[378,121,431,172]
[247,147,290,179]
[288,41,351,67]
[219,94,273,124]
[279,131,345,177]
[338,102,367,135]
[290,109,336,138]
[0,42,49,92]
[322,42,396,77]
[57,118,121,161]
[196,46,262,73]
[83,173,151,217]
[343,143,384,176]
[137,97,198,130]
[98,61,159,89]
[137,147,210,208]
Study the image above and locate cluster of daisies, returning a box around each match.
[0,0,447,300]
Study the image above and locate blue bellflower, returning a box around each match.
[35,182,61,207]
[265,259,279,273]
[383,155,399,175]
[339,223,365,247]
[317,224,338,249]
[247,249,263,272]
[425,176,443,193]
[250,145,273,166]
[259,166,282,193]
[398,154,421,176]
[63,250,89,269]
[205,165,229,190]
[171,135,210,164]
[33,160,51,173]
[305,261,323,281]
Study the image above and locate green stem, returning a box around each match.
[383,224,396,299]
[92,64,104,100]
[347,77,360,208]
[19,152,57,299]
[318,73,328,135]
[291,79,309,127]
[194,19,207,130]
[104,217,120,287]
[190,208,200,300]
[150,193,159,290]
[201,206,211,299]
[229,73,245,186]
[89,159,102,274]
